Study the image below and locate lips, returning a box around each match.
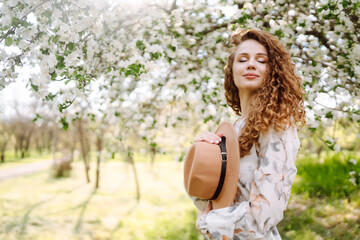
[243,73,259,78]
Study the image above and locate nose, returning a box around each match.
[247,58,256,70]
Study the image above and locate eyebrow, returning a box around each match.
[237,52,268,57]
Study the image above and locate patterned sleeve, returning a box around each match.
[189,196,209,212]
[198,126,300,240]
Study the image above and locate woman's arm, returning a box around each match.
[198,125,300,239]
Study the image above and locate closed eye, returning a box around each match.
[257,58,268,64]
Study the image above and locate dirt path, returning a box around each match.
[0,160,53,182]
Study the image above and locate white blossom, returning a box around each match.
[349,177,356,186]
[1,15,13,26]
[350,159,357,165]
[65,51,79,67]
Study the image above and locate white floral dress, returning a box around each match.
[191,118,300,240]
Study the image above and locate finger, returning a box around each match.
[204,133,221,143]
[205,202,212,213]
[211,136,221,144]
[205,136,221,144]
[209,134,221,143]
[195,132,223,144]
[195,132,216,143]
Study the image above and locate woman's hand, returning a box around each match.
[196,202,213,231]
[195,132,223,144]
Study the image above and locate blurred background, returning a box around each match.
[0,0,359,239]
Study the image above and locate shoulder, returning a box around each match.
[259,124,300,149]
[234,117,246,134]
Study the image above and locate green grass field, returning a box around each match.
[0,153,359,240]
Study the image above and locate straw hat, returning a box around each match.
[183,121,240,209]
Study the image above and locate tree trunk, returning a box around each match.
[19,136,25,159]
[150,146,156,170]
[24,130,33,158]
[14,145,18,158]
[95,135,103,189]
[80,140,91,183]
[95,153,101,189]
[52,129,57,165]
[77,122,91,183]
[1,141,7,163]
[127,150,140,201]
[36,138,42,155]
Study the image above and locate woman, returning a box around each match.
[192,29,306,239]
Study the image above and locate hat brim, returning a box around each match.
[211,121,240,209]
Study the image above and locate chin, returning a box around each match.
[236,83,263,91]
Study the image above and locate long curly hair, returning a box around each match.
[224,29,306,157]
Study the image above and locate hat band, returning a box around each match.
[209,136,227,200]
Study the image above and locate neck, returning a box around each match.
[239,90,253,119]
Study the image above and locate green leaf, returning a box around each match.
[5,37,13,46]
[57,62,65,70]
[59,117,69,130]
[308,127,317,132]
[11,17,20,26]
[67,42,75,51]
[58,100,73,113]
[167,44,176,52]
[40,48,50,55]
[87,113,96,122]
[325,111,333,119]
[150,52,162,60]
[31,83,39,92]
[274,30,284,38]
[52,35,60,43]
[172,31,181,38]
[237,14,250,25]
[43,9,52,19]
[178,84,187,93]
[342,0,350,8]
[50,71,57,80]
[204,115,213,123]
[125,63,142,77]
[136,40,146,51]
[32,113,43,123]
[45,93,56,101]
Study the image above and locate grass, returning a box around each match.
[278,192,360,240]
[0,150,52,171]
[0,152,359,239]
[293,152,360,198]
[0,160,201,240]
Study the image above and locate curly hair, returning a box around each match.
[224,29,306,157]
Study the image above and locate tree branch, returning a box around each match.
[0,0,50,43]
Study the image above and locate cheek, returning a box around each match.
[233,65,245,77]
[260,65,269,79]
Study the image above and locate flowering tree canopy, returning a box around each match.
[1,0,359,152]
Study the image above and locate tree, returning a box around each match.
[0,121,11,163]
[1,0,359,185]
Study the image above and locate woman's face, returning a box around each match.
[232,39,268,95]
